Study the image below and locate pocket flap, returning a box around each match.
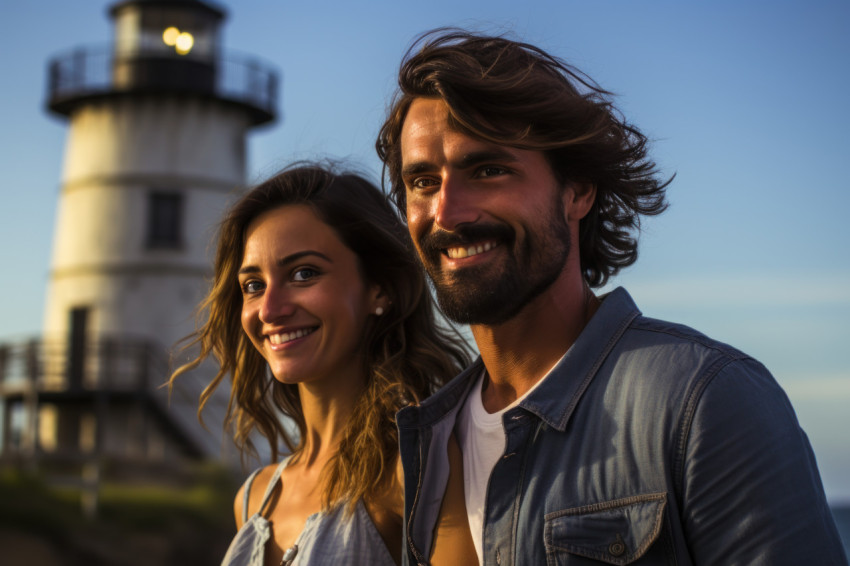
[544,492,667,565]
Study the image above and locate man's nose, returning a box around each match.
[259,285,296,323]
[435,176,480,231]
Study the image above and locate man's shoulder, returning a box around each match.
[627,313,751,361]
[596,287,755,372]
[586,308,787,434]
[611,311,774,396]
[578,287,748,366]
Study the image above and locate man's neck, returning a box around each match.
[471,277,599,413]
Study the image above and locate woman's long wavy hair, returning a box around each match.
[170,163,470,511]
[377,29,671,288]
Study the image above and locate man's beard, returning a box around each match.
[418,196,572,325]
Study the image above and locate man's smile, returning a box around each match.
[445,240,498,259]
[420,223,513,270]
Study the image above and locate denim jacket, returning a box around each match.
[396,288,847,565]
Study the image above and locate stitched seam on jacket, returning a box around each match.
[406,428,428,566]
[508,420,537,566]
[543,492,667,564]
[671,355,740,508]
[544,491,667,520]
[629,321,751,361]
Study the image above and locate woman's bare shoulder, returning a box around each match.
[233,462,283,529]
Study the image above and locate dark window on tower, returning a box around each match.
[68,306,89,389]
[146,191,183,249]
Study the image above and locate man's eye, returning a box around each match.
[478,166,507,178]
[411,177,440,190]
[293,268,318,282]
[242,280,264,294]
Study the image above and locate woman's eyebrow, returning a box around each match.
[238,250,332,275]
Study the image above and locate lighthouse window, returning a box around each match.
[146,192,183,249]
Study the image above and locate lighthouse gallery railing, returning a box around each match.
[46,44,278,124]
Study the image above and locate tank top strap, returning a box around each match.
[240,467,264,524]
[256,456,292,517]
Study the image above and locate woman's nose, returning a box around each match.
[259,285,296,322]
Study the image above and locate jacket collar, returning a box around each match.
[518,286,640,431]
[395,287,640,432]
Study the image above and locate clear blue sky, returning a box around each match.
[1,1,848,501]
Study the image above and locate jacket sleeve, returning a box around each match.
[679,357,848,565]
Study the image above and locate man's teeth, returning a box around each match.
[446,241,495,259]
[269,328,316,345]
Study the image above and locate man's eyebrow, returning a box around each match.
[453,149,519,169]
[238,250,332,275]
[401,149,519,179]
[401,161,433,179]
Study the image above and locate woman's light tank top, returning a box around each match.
[220,457,397,566]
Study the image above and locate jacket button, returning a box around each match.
[609,540,626,556]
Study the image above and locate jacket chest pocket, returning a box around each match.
[543,492,668,565]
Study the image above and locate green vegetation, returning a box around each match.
[0,464,240,565]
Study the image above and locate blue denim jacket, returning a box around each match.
[396,288,847,565]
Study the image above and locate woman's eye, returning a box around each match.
[293,268,318,282]
[242,280,264,294]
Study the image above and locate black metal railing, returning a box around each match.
[0,334,231,465]
[0,336,157,393]
[46,44,278,124]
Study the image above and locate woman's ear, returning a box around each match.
[370,285,391,316]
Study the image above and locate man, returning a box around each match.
[377,30,847,565]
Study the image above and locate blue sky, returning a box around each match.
[1,1,848,501]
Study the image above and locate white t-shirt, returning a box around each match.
[455,364,556,565]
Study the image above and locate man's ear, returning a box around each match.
[565,182,596,222]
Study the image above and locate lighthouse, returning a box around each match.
[0,0,278,467]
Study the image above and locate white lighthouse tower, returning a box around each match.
[23,0,277,464]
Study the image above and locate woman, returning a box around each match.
[170,164,476,565]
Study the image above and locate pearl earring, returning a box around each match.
[375,306,384,316]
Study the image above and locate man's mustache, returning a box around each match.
[419,223,514,258]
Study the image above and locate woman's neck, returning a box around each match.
[296,376,366,468]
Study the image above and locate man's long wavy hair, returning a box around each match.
[376,29,671,287]
[170,164,470,512]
